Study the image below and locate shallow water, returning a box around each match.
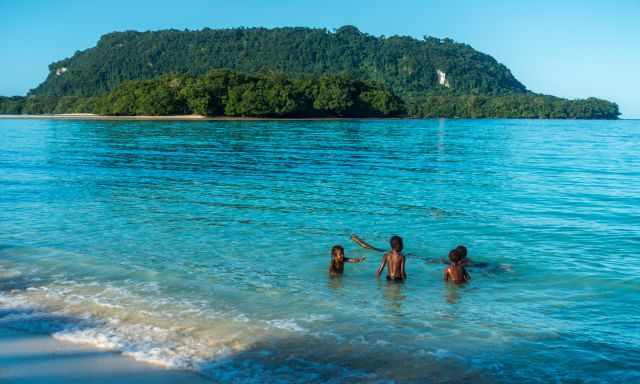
[0,118,639,383]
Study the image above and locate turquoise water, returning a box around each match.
[0,118,638,383]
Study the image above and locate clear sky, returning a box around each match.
[1,0,638,117]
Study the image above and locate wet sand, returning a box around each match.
[0,327,211,384]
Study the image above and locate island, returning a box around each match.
[0,26,620,119]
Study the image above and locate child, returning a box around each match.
[375,236,407,281]
[456,245,469,265]
[444,248,470,284]
[456,244,488,268]
[329,245,365,276]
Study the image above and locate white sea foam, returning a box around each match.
[265,318,306,333]
[0,280,255,372]
[0,281,368,382]
[0,268,21,279]
[0,263,393,382]
[300,314,331,322]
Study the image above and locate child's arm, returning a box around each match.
[462,259,489,268]
[344,257,366,263]
[401,256,407,279]
[351,234,386,252]
[375,254,387,277]
[443,267,450,282]
[464,268,471,281]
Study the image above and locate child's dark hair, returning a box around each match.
[331,245,344,258]
[455,245,467,258]
[390,236,403,251]
[449,249,462,264]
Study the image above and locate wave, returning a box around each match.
[0,271,388,383]
[0,272,482,383]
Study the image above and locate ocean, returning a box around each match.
[0,118,638,383]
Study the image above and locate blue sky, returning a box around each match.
[1,0,638,117]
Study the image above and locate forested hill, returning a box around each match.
[30,26,527,98]
[5,26,619,119]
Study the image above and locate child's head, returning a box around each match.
[390,235,404,252]
[449,249,462,264]
[331,245,344,261]
[456,245,468,259]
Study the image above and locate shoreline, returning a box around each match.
[0,113,411,122]
[0,326,211,384]
[0,114,625,121]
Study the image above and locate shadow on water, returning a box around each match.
[196,333,496,384]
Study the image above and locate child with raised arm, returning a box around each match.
[444,248,470,284]
[329,245,365,276]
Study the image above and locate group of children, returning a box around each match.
[329,236,470,284]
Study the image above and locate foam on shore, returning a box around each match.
[0,326,211,384]
[0,278,375,382]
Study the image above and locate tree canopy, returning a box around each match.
[1,70,407,118]
[1,71,619,119]
[406,94,620,119]
[29,26,526,98]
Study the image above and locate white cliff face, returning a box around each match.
[55,67,68,76]
[436,69,450,88]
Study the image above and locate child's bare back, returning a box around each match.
[376,236,407,281]
[444,248,470,284]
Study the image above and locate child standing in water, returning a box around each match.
[329,245,366,276]
[376,236,407,281]
[444,248,470,284]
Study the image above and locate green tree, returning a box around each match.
[313,75,355,115]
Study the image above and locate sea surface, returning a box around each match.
[0,118,638,383]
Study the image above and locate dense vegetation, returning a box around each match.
[1,70,405,117]
[29,26,526,98]
[0,26,620,119]
[407,94,620,119]
[1,73,619,119]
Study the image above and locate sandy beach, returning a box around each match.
[0,113,406,121]
[0,327,211,384]
[0,114,212,121]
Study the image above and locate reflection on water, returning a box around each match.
[328,275,344,291]
[1,118,640,383]
[445,284,461,304]
[382,280,406,314]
